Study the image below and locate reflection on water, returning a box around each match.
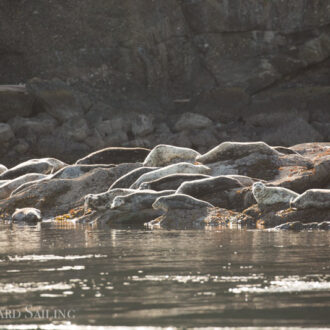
[0,221,330,327]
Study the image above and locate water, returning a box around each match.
[0,221,330,328]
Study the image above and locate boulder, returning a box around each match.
[0,123,14,142]
[12,207,41,223]
[76,147,150,165]
[0,85,35,122]
[26,78,83,123]
[174,112,212,132]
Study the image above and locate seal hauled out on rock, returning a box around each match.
[153,193,214,212]
[290,189,330,210]
[139,173,211,191]
[143,144,200,167]
[252,182,299,207]
[111,190,175,212]
[84,188,136,211]
[12,207,42,222]
[130,162,211,189]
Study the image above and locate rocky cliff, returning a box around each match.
[0,1,329,165]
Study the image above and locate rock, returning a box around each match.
[140,173,210,191]
[291,189,330,210]
[262,118,323,146]
[130,162,211,189]
[0,123,14,142]
[95,118,129,146]
[252,182,299,210]
[26,78,83,123]
[84,188,136,211]
[0,164,141,218]
[143,144,200,167]
[197,142,281,180]
[12,207,41,223]
[174,112,212,132]
[0,158,67,180]
[131,113,154,137]
[176,175,252,210]
[60,117,90,143]
[0,164,7,175]
[109,167,157,189]
[0,85,35,122]
[0,173,48,200]
[9,113,58,137]
[274,221,304,231]
[76,147,150,165]
[318,221,330,230]
[148,194,213,229]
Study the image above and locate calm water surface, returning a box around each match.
[0,221,329,328]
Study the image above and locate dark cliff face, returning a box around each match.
[0,1,329,165]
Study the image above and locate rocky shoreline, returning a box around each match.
[0,141,329,231]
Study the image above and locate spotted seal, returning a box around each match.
[139,173,211,191]
[12,207,41,222]
[111,190,175,212]
[143,144,200,167]
[290,189,330,210]
[84,188,136,211]
[130,162,210,189]
[252,182,299,207]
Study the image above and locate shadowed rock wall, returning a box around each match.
[0,1,329,165]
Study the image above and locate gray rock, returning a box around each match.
[274,221,304,231]
[12,207,41,223]
[26,78,83,123]
[52,164,116,179]
[131,114,154,137]
[0,86,35,122]
[291,189,330,210]
[0,123,14,142]
[174,112,212,132]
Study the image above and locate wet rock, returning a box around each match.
[12,207,41,223]
[143,144,200,167]
[76,147,150,165]
[140,173,210,191]
[0,158,66,180]
[109,167,157,189]
[0,173,48,200]
[0,85,35,122]
[274,221,304,231]
[130,162,210,189]
[174,112,212,132]
[26,78,83,123]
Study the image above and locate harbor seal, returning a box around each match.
[153,194,214,212]
[109,167,157,189]
[130,162,211,189]
[0,158,66,180]
[0,173,48,200]
[290,189,330,210]
[252,182,299,207]
[0,164,7,175]
[84,188,136,211]
[143,144,200,167]
[12,207,41,222]
[76,147,150,165]
[139,173,210,191]
[111,190,175,212]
